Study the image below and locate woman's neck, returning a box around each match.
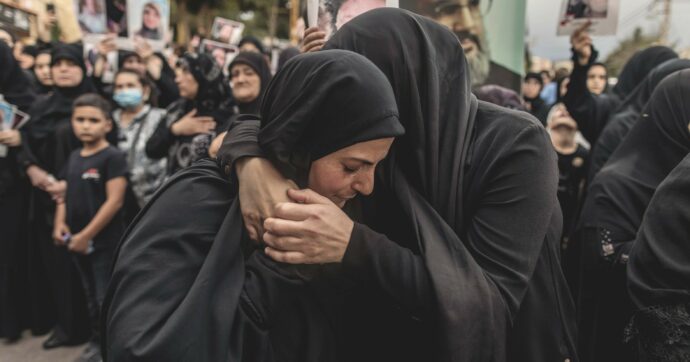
[553,139,578,155]
[120,104,145,127]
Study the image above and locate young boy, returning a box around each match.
[53,93,127,361]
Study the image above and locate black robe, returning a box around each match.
[588,59,690,181]
[0,41,41,340]
[103,50,405,361]
[220,8,577,362]
[571,69,690,362]
[626,153,690,361]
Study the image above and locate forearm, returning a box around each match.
[54,203,66,227]
[217,117,263,177]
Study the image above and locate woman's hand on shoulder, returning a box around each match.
[237,157,297,242]
[263,189,354,264]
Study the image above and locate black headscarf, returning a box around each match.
[324,8,574,361]
[589,59,690,180]
[228,51,272,115]
[580,70,690,242]
[21,42,97,173]
[277,47,300,71]
[238,35,265,54]
[612,46,677,101]
[176,52,233,122]
[0,41,35,112]
[103,50,403,361]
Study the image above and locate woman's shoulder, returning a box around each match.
[473,101,551,155]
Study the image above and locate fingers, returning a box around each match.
[287,188,332,205]
[302,40,325,53]
[264,247,308,264]
[263,217,304,237]
[263,232,304,251]
[273,202,316,221]
[301,29,327,53]
[185,109,198,117]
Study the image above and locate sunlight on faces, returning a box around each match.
[308,137,394,208]
[52,59,83,88]
[174,67,198,99]
[71,106,112,144]
[587,64,607,95]
[230,63,261,103]
[34,53,53,86]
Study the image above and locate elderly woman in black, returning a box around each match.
[573,70,690,361]
[218,8,577,362]
[145,53,233,175]
[103,50,404,361]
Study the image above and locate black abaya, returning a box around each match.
[625,154,690,361]
[588,59,690,181]
[103,50,404,361]
[219,8,577,361]
[573,69,690,362]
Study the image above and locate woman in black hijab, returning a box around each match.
[475,84,526,111]
[103,49,404,361]
[218,8,577,362]
[0,40,37,341]
[228,51,272,115]
[18,42,95,348]
[626,154,690,362]
[566,24,677,146]
[145,52,233,175]
[117,50,179,108]
[588,59,690,181]
[571,70,690,362]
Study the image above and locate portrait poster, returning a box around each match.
[307,0,395,39]
[73,0,109,43]
[200,39,240,72]
[557,0,620,36]
[399,0,527,91]
[127,0,169,50]
[0,2,34,37]
[211,17,245,45]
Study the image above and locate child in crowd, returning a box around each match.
[53,93,127,361]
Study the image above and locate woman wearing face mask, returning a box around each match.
[18,42,97,349]
[228,51,272,115]
[112,69,167,221]
[145,52,233,176]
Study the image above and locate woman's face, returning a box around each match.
[308,137,394,208]
[587,65,607,95]
[230,63,261,104]
[143,5,161,30]
[52,59,84,88]
[175,67,199,99]
[34,53,53,86]
[114,72,149,98]
[122,55,146,74]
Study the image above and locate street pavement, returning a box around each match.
[0,331,84,362]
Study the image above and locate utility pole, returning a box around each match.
[658,0,672,45]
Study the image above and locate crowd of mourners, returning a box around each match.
[1,7,689,362]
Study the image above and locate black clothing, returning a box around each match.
[564,46,677,145]
[219,8,577,362]
[103,50,404,361]
[145,53,234,175]
[475,84,526,111]
[589,59,690,181]
[277,47,300,71]
[557,145,589,244]
[62,146,127,250]
[572,69,690,362]
[239,35,266,54]
[625,154,690,361]
[228,51,272,115]
[524,95,549,125]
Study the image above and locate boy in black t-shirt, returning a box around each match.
[53,94,127,361]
